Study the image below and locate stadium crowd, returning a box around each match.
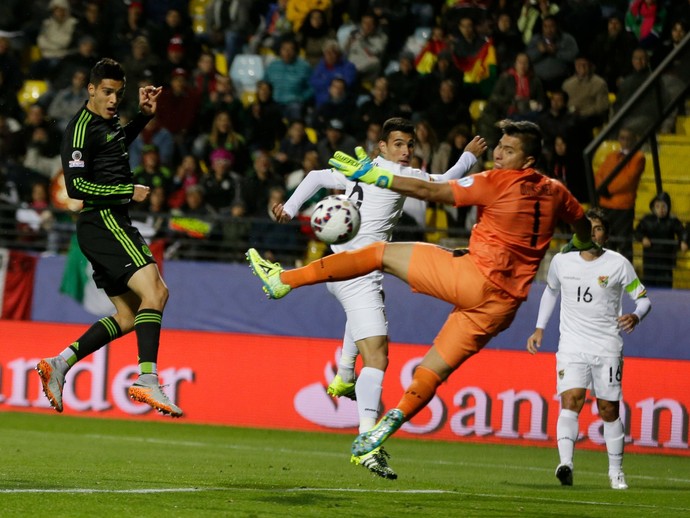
[0,0,688,282]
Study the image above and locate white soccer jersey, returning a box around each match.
[545,250,648,356]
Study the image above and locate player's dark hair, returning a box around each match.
[499,120,542,161]
[381,117,415,142]
[90,58,126,87]
[586,207,610,235]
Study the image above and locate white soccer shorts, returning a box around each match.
[556,351,623,402]
[327,272,388,342]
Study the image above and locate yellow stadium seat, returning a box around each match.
[305,127,318,144]
[241,90,256,107]
[189,0,210,35]
[470,99,487,122]
[17,80,49,111]
[214,52,228,77]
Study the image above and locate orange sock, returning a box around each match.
[282,242,385,288]
[396,366,442,420]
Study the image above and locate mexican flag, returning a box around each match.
[59,235,166,316]
[0,248,37,320]
[60,234,114,316]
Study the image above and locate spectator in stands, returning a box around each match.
[625,0,666,52]
[204,0,254,68]
[431,123,473,176]
[449,13,498,99]
[284,149,325,201]
[344,12,388,86]
[249,185,299,263]
[477,52,546,150]
[557,0,604,56]
[52,35,98,92]
[121,36,162,118]
[273,119,317,176]
[0,36,24,95]
[150,7,198,66]
[316,118,358,168]
[561,54,610,139]
[547,134,588,203]
[19,103,61,159]
[191,51,218,112]
[200,74,245,134]
[414,25,449,75]
[132,145,173,201]
[23,125,62,180]
[517,0,560,45]
[74,1,110,58]
[129,115,175,170]
[15,180,55,248]
[31,0,78,80]
[312,77,356,134]
[193,109,249,176]
[421,78,472,145]
[0,69,26,125]
[359,120,383,158]
[156,68,201,158]
[265,38,313,122]
[526,15,579,92]
[113,0,150,61]
[354,76,398,140]
[159,36,194,84]
[241,150,284,217]
[201,147,243,212]
[249,0,293,55]
[594,126,645,261]
[413,120,439,172]
[309,40,358,109]
[590,13,637,93]
[538,89,577,162]
[168,154,202,209]
[245,80,286,153]
[47,68,88,132]
[387,51,421,119]
[492,11,525,73]
[417,49,464,108]
[297,9,335,67]
[634,192,689,288]
[652,20,688,71]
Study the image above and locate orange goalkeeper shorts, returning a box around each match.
[406,243,521,370]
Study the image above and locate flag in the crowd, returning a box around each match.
[453,38,498,98]
[59,234,114,316]
[59,235,166,316]
[0,248,37,320]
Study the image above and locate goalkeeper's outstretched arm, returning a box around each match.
[385,176,456,205]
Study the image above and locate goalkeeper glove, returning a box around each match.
[328,146,394,188]
[561,234,600,253]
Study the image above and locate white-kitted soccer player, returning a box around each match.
[527,207,651,490]
[272,117,486,479]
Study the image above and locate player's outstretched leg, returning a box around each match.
[36,357,67,412]
[246,248,291,299]
[351,446,397,480]
[128,377,183,417]
[351,408,404,456]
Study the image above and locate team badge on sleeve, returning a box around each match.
[458,176,474,188]
[69,150,85,168]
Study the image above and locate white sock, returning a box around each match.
[337,328,359,383]
[603,418,625,474]
[356,367,384,434]
[557,409,579,467]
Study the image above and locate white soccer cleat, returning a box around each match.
[609,471,628,490]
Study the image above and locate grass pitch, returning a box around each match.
[1,412,688,517]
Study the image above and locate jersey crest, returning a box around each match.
[598,275,609,288]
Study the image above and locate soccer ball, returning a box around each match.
[310,195,361,245]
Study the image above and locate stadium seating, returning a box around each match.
[17,80,49,111]
[229,54,264,93]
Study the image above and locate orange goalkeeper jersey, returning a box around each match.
[450,169,584,300]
